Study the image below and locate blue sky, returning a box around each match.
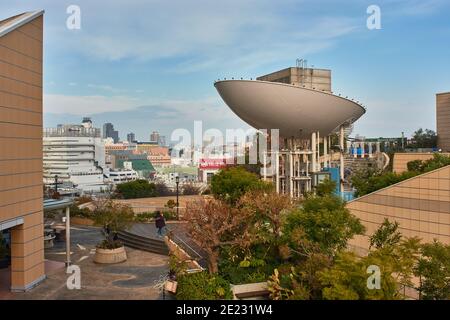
[2,0,450,142]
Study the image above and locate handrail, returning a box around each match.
[166,226,203,260]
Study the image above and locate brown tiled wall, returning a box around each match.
[347,165,450,252]
[0,14,44,291]
[437,92,450,152]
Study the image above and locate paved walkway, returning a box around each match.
[3,226,170,300]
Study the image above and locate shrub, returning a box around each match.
[176,272,232,300]
[211,166,272,205]
[114,179,157,199]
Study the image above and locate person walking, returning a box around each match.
[155,211,166,237]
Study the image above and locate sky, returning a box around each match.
[2,0,450,142]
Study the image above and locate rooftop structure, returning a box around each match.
[215,65,366,197]
[437,92,450,152]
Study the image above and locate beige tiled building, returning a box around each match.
[0,11,45,291]
[392,152,450,174]
[437,92,450,152]
[347,165,450,253]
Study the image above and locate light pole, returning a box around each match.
[54,175,58,194]
[175,175,180,220]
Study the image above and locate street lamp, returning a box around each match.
[175,175,180,220]
[54,175,58,194]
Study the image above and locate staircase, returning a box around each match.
[117,230,169,255]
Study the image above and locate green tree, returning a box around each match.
[410,128,437,149]
[369,218,402,249]
[315,178,336,197]
[211,166,272,205]
[407,153,450,174]
[114,179,157,199]
[283,194,365,256]
[415,240,450,300]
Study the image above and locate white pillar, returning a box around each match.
[275,151,279,193]
[65,206,71,266]
[263,152,267,180]
[311,132,316,173]
[360,142,365,158]
[339,125,345,193]
[289,153,293,198]
[317,131,320,171]
[324,135,328,168]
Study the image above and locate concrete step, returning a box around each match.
[117,231,169,255]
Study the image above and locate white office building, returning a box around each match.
[43,118,108,193]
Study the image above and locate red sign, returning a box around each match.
[199,158,230,170]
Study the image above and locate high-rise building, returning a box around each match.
[44,120,107,193]
[437,92,450,152]
[103,122,119,143]
[127,132,136,143]
[0,11,46,291]
[150,131,160,144]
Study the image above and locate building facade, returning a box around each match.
[127,132,136,143]
[347,165,450,254]
[257,66,331,92]
[43,120,107,193]
[0,11,45,291]
[103,122,119,143]
[437,92,450,152]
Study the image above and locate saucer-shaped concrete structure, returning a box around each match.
[214,80,365,139]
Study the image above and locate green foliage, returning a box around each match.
[210,166,272,205]
[165,199,176,209]
[319,251,400,300]
[415,241,450,300]
[69,204,93,219]
[283,195,365,255]
[369,218,402,249]
[351,170,417,197]
[169,254,188,276]
[218,244,279,284]
[407,153,450,174]
[409,128,437,149]
[114,179,157,199]
[176,272,232,300]
[315,178,336,197]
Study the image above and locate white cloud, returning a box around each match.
[44,94,146,115]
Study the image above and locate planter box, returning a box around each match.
[94,246,127,264]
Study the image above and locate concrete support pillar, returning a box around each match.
[289,153,293,198]
[10,212,45,292]
[275,151,280,193]
[339,125,345,193]
[360,142,365,158]
[317,131,320,171]
[324,135,328,168]
[263,152,267,180]
[311,132,316,173]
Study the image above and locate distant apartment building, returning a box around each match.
[103,122,119,143]
[104,161,139,185]
[257,65,331,92]
[149,130,166,146]
[43,119,107,193]
[150,131,160,144]
[107,150,156,178]
[136,142,171,167]
[104,139,137,154]
[437,92,450,152]
[127,132,136,143]
[0,11,46,291]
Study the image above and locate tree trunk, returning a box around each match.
[208,251,219,274]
